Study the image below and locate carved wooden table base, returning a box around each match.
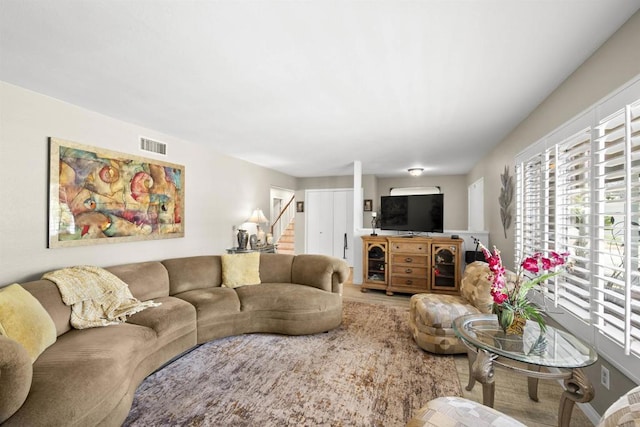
[465,347,594,427]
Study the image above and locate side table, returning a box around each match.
[226,244,277,254]
[453,314,598,427]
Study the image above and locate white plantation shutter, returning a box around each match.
[515,154,544,264]
[552,129,592,319]
[593,101,640,357]
[515,130,592,319]
[515,77,640,379]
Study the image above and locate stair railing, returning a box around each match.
[271,195,295,244]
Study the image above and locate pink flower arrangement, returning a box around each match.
[479,243,569,332]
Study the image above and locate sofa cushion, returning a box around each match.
[107,261,170,301]
[237,283,343,335]
[173,287,243,343]
[259,253,294,283]
[127,296,196,347]
[0,284,57,362]
[21,279,72,337]
[6,323,157,427]
[221,252,261,288]
[236,282,339,312]
[163,256,222,295]
[41,265,161,330]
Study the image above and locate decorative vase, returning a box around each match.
[506,315,526,336]
[249,234,258,250]
[256,225,266,246]
[495,307,525,336]
[237,229,249,250]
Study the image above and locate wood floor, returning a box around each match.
[342,282,594,427]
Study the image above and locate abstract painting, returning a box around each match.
[49,138,185,247]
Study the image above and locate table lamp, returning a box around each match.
[248,208,269,246]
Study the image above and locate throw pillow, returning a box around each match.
[221,252,261,288]
[0,284,57,362]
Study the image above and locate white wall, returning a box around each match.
[0,82,297,284]
[468,10,640,271]
[466,10,640,417]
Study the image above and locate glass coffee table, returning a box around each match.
[453,314,598,427]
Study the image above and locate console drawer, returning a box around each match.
[390,254,428,267]
[390,265,428,277]
[390,241,429,254]
[389,276,428,289]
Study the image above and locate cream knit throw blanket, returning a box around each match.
[43,265,160,329]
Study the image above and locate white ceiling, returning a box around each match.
[1,1,639,177]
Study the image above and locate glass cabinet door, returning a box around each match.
[366,245,386,282]
[431,243,459,292]
[361,237,388,292]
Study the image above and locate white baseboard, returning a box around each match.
[578,401,600,426]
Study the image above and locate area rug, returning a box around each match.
[123,300,462,426]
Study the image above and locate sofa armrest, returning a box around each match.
[0,335,32,423]
[291,255,350,294]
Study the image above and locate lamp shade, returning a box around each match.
[247,208,269,224]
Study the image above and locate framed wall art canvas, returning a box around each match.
[48,138,185,248]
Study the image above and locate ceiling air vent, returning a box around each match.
[140,137,167,155]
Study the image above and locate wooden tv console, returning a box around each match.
[361,235,462,296]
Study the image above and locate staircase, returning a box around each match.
[271,195,296,255]
[276,219,295,255]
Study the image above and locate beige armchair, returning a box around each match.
[408,384,640,427]
[409,261,493,354]
[597,384,640,426]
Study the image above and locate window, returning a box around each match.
[593,101,640,358]
[515,76,640,382]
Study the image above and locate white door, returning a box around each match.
[468,178,485,231]
[306,189,354,265]
[306,191,334,255]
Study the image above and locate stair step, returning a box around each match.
[274,215,295,255]
[276,243,295,255]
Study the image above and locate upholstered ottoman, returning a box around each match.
[407,396,526,427]
[409,293,479,354]
[409,262,493,354]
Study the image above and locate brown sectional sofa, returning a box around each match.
[0,253,349,427]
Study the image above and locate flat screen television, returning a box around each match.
[379,194,444,233]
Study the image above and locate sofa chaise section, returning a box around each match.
[163,253,348,343]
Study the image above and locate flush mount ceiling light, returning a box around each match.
[408,168,424,177]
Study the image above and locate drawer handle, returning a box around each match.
[405,268,413,274]
[405,257,413,263]
[406,279,413,285]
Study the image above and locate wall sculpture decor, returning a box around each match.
[48,138,185,248]
[499,165,514,239]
